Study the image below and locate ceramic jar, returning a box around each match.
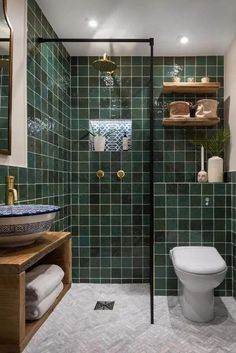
[207,156,223,182]
[94,135,105,151]
[201,77,210,83]
[172,77,181,82]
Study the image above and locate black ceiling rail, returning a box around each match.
[37,38,152,43]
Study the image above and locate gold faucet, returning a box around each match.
[6,176,18,205]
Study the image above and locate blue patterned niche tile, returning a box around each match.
[89,119,132,151]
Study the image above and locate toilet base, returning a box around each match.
[179,281,214,323]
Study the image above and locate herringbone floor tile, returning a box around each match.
[24,284,236,353]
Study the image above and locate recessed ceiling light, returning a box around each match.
[179,36,189,44]
[88,19,98,28]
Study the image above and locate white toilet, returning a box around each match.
[170,246,227,323]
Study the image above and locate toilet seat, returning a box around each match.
[170,246,227,275]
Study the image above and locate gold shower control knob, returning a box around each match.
[96,170,104,178]
[117,170,125,179]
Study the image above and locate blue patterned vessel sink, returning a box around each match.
[0,205,60,247]
[0,205,60,217]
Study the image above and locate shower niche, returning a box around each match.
[89,119,132,152]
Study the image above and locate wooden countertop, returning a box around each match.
[0,232,71,274]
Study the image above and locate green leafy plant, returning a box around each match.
[189,128,230,157]
[170,64,183,78]
[85,127,116,138]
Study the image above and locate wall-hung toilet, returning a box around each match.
[170,246,227,323]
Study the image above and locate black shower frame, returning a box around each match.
[38,37,155,324]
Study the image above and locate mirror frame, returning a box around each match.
[0,0,13,155]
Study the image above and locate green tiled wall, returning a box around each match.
[71,56,150,283]
[227,171,236,297]
[71,55,225,284]
[0,55,9,151]
[154,183,232,296]
[232,179,236,298]
[0,0,71,231]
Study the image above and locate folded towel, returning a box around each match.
[26,264,64,302]
[26,282,63,321]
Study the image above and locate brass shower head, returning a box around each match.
[92,53,116,74]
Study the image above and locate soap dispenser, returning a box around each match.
[122,132,128,151]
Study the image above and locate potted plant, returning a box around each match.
[170,64,183,82]
[86,127,116,151]
[189,129,230,182]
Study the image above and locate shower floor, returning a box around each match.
[24,284,236,353]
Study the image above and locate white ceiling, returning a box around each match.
[36,0,236,56]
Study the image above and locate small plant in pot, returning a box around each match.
[170,64,183,82]
[86,128,116,151]
[189,129,230,182]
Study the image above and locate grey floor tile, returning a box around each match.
[24,284,236,353]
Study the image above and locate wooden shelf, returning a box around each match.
[0,231,71,274]
[162,117,220,127]
[163,82,220,94]
[0,231,72,353]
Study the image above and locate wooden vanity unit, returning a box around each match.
[0,231,71,353]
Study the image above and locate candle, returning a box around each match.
[201,145,204,170]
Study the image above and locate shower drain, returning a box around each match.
[94,301,115,310]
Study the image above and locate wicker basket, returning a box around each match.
[195,99,218,118]
[169,101,190,118]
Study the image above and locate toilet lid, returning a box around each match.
[170,246,227,274]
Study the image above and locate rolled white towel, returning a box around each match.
[26,282,63,321]
[26,264,64,302]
